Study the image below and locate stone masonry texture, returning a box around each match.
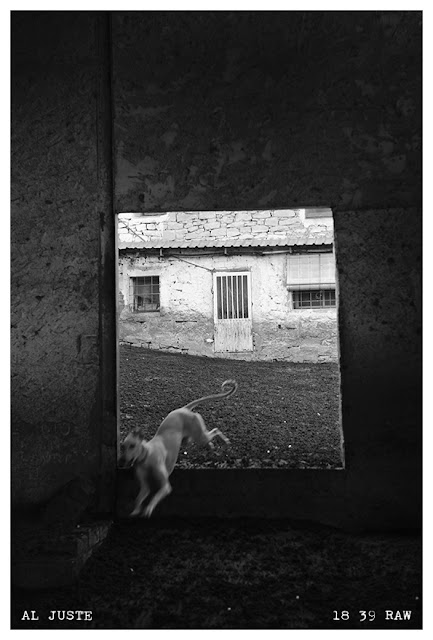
[117,209,333,247]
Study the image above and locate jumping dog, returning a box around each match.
[118,379,238,517]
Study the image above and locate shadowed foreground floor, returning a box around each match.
[11,518,421,630]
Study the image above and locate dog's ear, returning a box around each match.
[132,427,146,439]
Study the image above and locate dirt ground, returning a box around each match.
[11,518,421,630]
[119,345,343,469]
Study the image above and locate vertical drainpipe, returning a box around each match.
[95,12,118,514]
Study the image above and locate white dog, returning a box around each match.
[119,380,237,517]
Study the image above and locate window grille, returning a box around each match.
[215,273,249,320]
[130,276,160,312]
[293,289,336,309]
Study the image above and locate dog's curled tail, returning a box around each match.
[184,379,238,411]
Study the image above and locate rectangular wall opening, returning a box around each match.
[116,208,344,470]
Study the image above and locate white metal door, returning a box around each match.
[213,271,253,352]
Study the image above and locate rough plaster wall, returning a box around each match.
[334,208,421,459]
[119,252,338,361]
[119,255,213,354]
[334,208,421,523]
[11,13,114,507]
[112,12,421,213]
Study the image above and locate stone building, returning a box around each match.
[118,208,338,362]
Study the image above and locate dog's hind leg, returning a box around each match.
[193,414,230,447]
[131,467,151,516]
[206,427,230,446]
[143,467,172,518]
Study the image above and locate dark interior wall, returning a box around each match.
[11,12,117,509]
[112,11,421,212]
[11,11,421,527]
[334,207,421,527]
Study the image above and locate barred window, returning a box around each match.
[215,273,250,320]
[293,289,336,309]
[130,276,160,312]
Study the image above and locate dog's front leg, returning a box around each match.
[143,483,172,518]
[131,488,150,516]
[131,466,150,516]
[142,466,172,518]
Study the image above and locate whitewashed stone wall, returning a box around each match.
[118,251,338,362]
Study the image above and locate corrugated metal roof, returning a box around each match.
[118,232,333,250]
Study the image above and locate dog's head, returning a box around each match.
[118,428,147,468]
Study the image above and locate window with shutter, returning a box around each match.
[287,252,336,308]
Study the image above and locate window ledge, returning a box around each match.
[292,307,337,312]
